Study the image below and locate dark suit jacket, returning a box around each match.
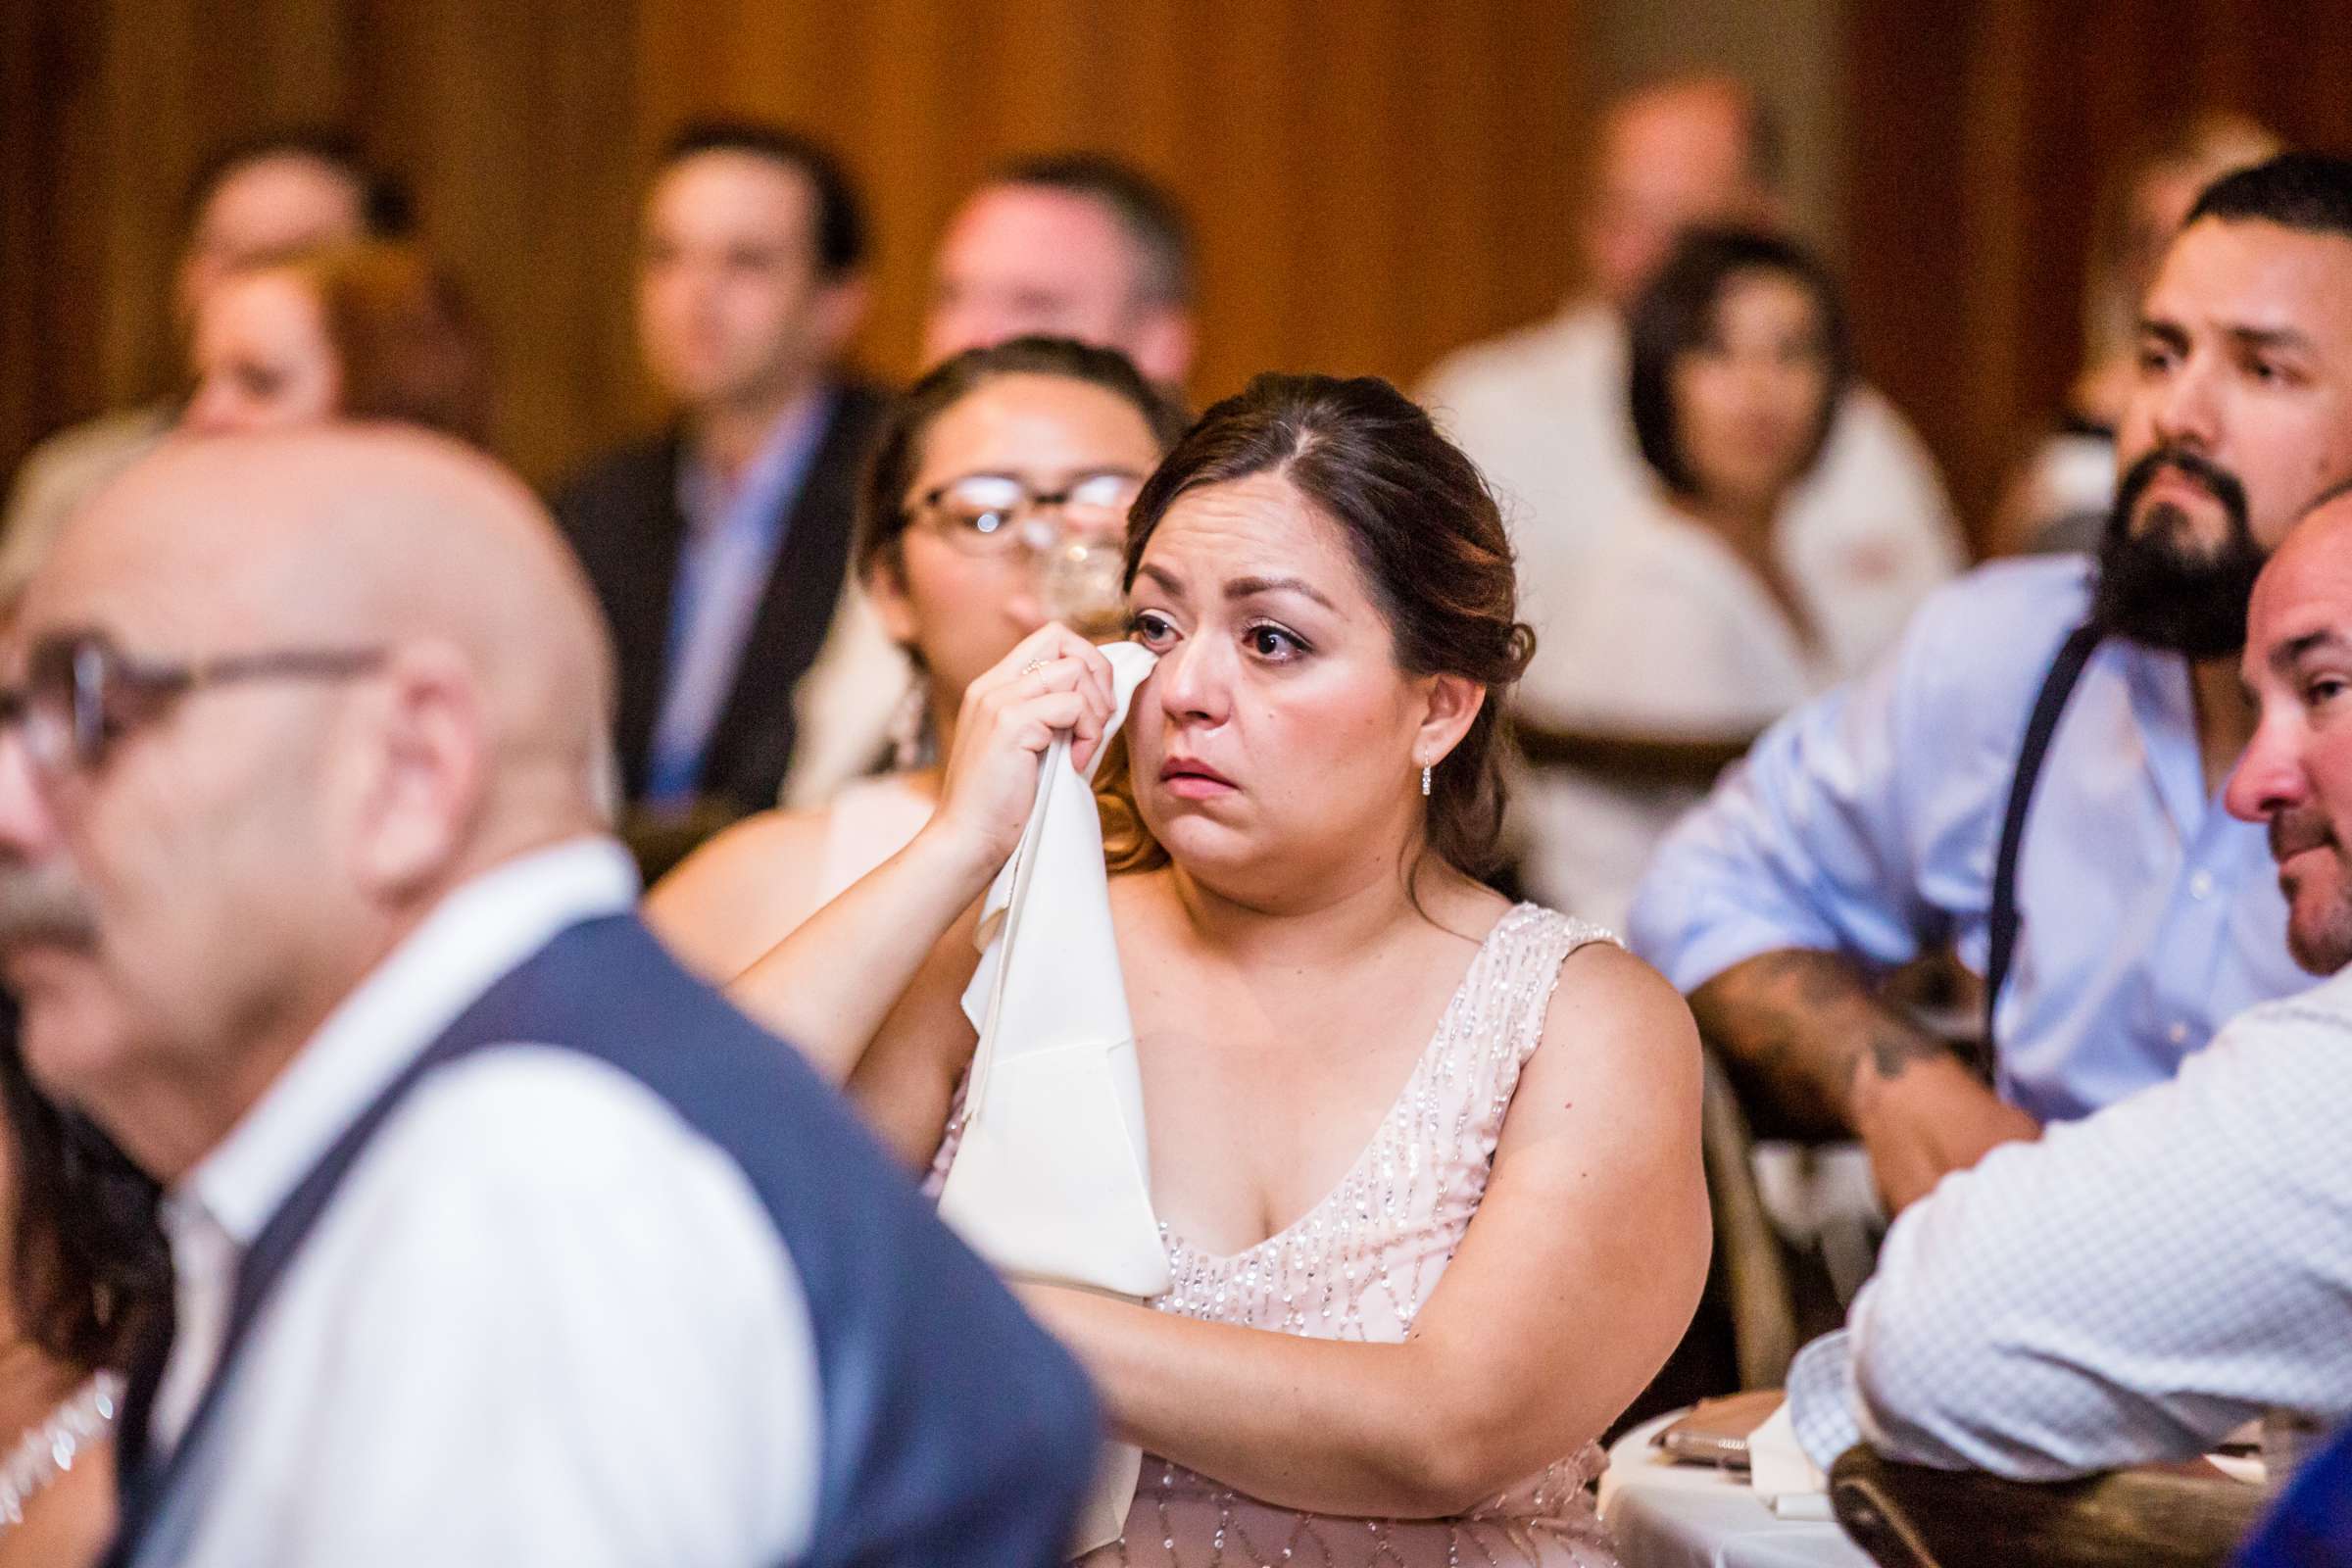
[553,379,892,814]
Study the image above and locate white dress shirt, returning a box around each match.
[0,404,172,602]
[1786,965,2352,1478]
[1417,301,1964,675]
[142,839,820,1567]
[782,582,918,809]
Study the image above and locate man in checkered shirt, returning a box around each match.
[1789,484,2352,1477]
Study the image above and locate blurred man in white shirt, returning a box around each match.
[0,427,1095,1567]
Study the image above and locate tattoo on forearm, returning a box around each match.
[1694,949,1953,1133]
[1865,1029,1946,1081]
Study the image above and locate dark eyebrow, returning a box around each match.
[1225,574,1337,611]
[2137,318,2189,351]
[2229,324,2317,357]
[2273,628,2352,673]
[1135,563,1187,599]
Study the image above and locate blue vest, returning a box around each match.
[2238,1422,2352,1568]
[107,913,1101,1567]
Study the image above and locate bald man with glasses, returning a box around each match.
[0,426,1098,1568]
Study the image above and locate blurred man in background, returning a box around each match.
[922,153,1196,387]
[555,121,886,840]
[0,129,410,604]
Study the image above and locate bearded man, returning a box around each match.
[1630,153,2352,1212]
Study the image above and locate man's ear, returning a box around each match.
[813,271,873,360]
[1414,672,1487,772]
[1128,307,1197,390]
[348,642,483,899]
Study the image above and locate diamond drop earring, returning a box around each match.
[1420,762,1433,798]
[888,680,929,772]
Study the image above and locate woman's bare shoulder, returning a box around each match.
[1489,920,1700,1162]
[1542,928,1701,1076]
[644,806,835,982]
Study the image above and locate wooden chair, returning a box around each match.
[1515,717,1884,1391]
[1696,1051,1800,1389]
[1829,1446,2266,1568]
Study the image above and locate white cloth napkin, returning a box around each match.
[1747,1398,1835,1520]
[937,641,1169,1555]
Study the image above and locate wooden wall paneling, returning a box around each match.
[1286,0,1410,381]
[1181,0,1305,393]
[1842,0,1987,534]
[1087,0,1188,178]
[979,0,1096,159]
[91,0,361,404]
[548,0,1592,414]
[842,0,1009,382]
[1478,0,1588,346]
[1083,0,1193,384]
[1392,2,1497,385]
[0,0,108,475]
[1846,0,2352,548]
[1948,0,2034,523]
[11,1,1599,501]
[2262,0,2352,148]
[355,0,648,486]
[1385,0,1583,387]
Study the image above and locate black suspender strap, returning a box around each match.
[1980,622,2104,1074]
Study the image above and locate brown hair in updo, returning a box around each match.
[1119,371,1535,879]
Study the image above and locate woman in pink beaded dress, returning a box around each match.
[732,373,1712,1566]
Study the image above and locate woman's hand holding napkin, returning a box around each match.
[935,637,1168,1556]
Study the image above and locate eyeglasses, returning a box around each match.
[913,470,1143,556]
[0,629,389,780]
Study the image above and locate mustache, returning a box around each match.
[0,864,99,951]
[2090,445,2264,657]
[2113,446,2250,527]
[2271,806,2335,865]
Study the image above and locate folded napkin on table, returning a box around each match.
[1748,1399,1835,1520]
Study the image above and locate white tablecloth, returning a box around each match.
[1600,1412,1874,1568]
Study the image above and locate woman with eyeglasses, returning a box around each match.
[647,337,1189,981]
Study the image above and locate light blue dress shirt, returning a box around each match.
[644,389,834,806]
[1628,556,2308,1124]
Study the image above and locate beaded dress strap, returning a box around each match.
[0,1370,122,1530]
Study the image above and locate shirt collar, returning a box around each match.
[676,384,835,540]
[174,836,641,1248]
